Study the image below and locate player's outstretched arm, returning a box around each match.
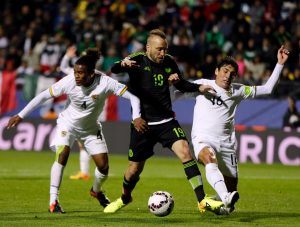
[277,45,290,65]
[169,72,216,95]
[198,84,216,95]
[256,45,290,96]
[120,58,140,68]
[121,90,148,133]
[6,89,53,129]
[7,115,23,129]
[60,46,77,75]
[111,57,140,74]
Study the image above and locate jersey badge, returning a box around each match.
[91,95,98,101]
[165,67,171,73]
[226,90,233,97]
[60,131,67,137]
[144,66,151,71]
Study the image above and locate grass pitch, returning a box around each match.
[0,150,299,227]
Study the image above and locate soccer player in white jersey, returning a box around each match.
[60,46,92,181]
[6,48,147,213]
[177,45,289,214]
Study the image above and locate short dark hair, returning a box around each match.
[75,48,100,73]
[217,56,238,74]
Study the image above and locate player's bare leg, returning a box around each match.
[103,161,145,213]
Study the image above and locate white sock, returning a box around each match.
[80,150,90,175]
[50,161,64,205]
[205,163,228,204]
[92,168,108,193]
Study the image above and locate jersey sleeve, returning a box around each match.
[110,59,123,74]
[49,75,73,97]
[193,79,205,85]
[60,55,73,75]
[98,75,128,96]
[168,55,182,75]
[255,63,284,96]
[235,84,256,99]
[114,81,127,96]
[164,56,200,92]
[111,53,143,74]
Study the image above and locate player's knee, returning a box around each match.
[97,165,109,175]
[56,145,70,166]
[93,153,109,173]
[172,140,193,161]
[127,162,144,177]
[198,147,217,165]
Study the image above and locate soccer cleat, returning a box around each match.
[49,200,65,213]
[223,191,239,208]
[198,196,224,214]
[218,206,235,215]
[90,188,111,208]
[216,191,239,215]
[103,197,132,213]
[70,171,90,180]
[209,192,239,215]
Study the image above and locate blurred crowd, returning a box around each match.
[0,0,299,107]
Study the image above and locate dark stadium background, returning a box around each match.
[0,0,299,166]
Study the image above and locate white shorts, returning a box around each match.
[50,122,108,155]
[192,134,238,178]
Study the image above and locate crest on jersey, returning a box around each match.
[226,90,233,97]
[226,86,233,97]
[144,66,151,71]
[91,95,98,101]
[60,131,67,137]
[165,67,171,73]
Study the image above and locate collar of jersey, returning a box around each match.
[213,80,232,94]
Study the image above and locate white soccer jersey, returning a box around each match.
[50,72,127,132]
[191,79,256,138]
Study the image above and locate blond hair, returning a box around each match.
[147,29,166,43]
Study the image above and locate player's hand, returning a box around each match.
[121,58,140,68]
[168,73,179,85]
[133,117,148,133]
[7,115,23,129]
[199,84,216,96]
[277,45,290,65]
[66,46,77,58]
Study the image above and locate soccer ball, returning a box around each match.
[148,191,174,217]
